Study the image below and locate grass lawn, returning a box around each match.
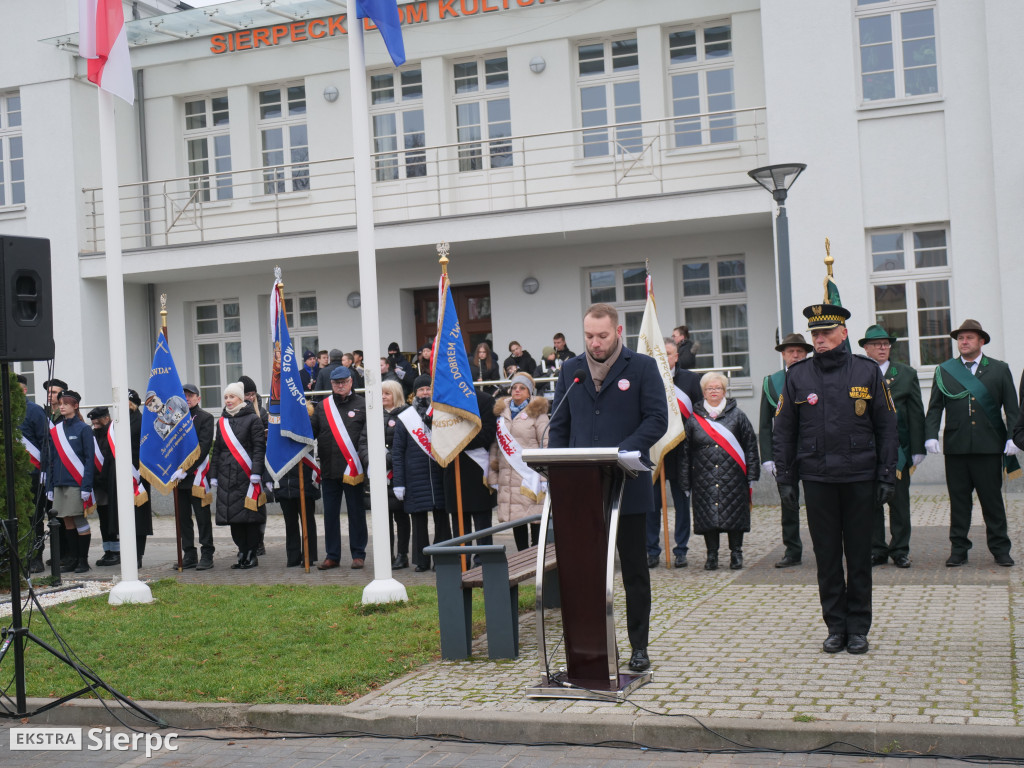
[17,580,533,705]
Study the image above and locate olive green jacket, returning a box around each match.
[925,356,1019,455]
[882,361,926,461]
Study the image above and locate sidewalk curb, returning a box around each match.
[18,698,1024,760]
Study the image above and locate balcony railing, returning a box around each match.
[81,107,767,254]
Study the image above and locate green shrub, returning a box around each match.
[0,370,37,590]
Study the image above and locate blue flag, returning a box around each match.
[356,0,406,67]
[266,276,314,481]
[429,272,481,467]
[139,330,200,494]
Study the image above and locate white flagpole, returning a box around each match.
[349,12,408,604]
[98,89,151,604]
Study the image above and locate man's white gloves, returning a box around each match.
[394,487,405,501]
[1005,439,1020,457]
[762,461,776,477]
[925,439,941,454]
[911,454,925,467]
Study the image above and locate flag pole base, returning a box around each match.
[108,580,154,605]
[361,578,409,605]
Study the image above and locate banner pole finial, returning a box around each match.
[437,241,450,275]
[824,238,834,278]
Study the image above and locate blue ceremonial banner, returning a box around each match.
[429,271,481,467]
[356,0,406,67]
[266,276,314,481]
[139,330,200,494]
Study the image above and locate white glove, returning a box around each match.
[81,491,91,502]
[394,487,405,501]
[762,461,776,477]
[211,479,218,488]
[267,480,277,490]
[47,491,54,502]
[1005,439,1020,457]
[395,367,406,379]
[925,439,941,454]
[249,474,261,483]
[912,454,925,467]
[749,481,754,489]
[170,469,187,482]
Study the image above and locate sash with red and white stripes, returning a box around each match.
[692,411,751,503]
[219,417,266,510]
[93,436,105,473]
[301,454,322,489]
[50,422,96,515]
[323,396,365,484]
[495,415,546,501]
[192,454,212,507]
[108,428,149,506]
[675,385,694,420]
[398,407,433,460]
[21,435,41,471]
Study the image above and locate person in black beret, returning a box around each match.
[87,406,120,567]
[43,378,69,420]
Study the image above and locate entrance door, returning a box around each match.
[413,283,492,354]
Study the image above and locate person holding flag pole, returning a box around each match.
[346,0,408,603]
[265,268,317,572]
[634,267,686,569]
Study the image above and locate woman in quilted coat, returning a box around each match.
[678,371,759,571]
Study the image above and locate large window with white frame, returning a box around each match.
[258,84,309,194]
[370,68,426,181]
[283,293,319,360]
[869,227,952,367]
[678,256,749,377]
[0,91,25,207]
[194,300,243,406]
[585,265,646,350]
[667,22,735,148]
[184,94,232,202]
[577,36,642,158]
[452,54,512,172]
[856,0,938,103]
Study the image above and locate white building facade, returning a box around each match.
[2,0,1021,434]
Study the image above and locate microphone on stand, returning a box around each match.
[542,368,587,447]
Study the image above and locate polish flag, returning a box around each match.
[79,0,135,105]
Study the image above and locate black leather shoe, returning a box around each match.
[704,553,718,571]
[871,554,887,566]
[392,555,409,570]
[628,648,650,672]
[995,553,1015,567]
[674,554,687,568]
[822,633,846,653]
[893,554,911,568]
[414,564,429,572]
[774,555,801,568]
[729,550,743,570]
[647,554,659,569]
[846,634,869,654]
[946,553,967,567]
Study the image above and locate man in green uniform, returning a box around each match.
[859,325,925,568]
[925,319,1020,567]
[759,332,813,567]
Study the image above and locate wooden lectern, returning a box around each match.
[521,447,653,701]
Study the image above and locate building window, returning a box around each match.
[283,293,319,358]
[452,55,512,172]
[869,227,952,367]
[0,91,25,207]
[678,256,749,377]
[586,265,646,349]
[184,94,232,202]
[370,68,426,181]
[194,300,243,405]
[667,23,735,147]
[258,84,309,194]
[577,37,641,158]
[856,0,938,102]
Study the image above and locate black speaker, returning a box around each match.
[0,234,55,362]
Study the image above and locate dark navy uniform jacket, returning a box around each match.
[20,400,50,479]
[548,346,668,516]
[772,344,897,485]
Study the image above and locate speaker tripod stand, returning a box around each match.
[0,361,163,724]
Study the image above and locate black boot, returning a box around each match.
[75,534,91,573]
[730,549,743,570]
[136,535,147,569]
[239,550,258,569]
[704,551,718,571]
[60,528,76,571]
[231,550,245,570]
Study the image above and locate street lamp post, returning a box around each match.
[748,163,806,338]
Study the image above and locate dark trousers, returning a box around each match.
[411,508,452,568]
[229,522,261,554]
[872,468,911,558]
[451,508,493,547]
[704,531,743,552]
[779,481,803,561]
[646,475,691,557]
[803,479,874,636]
[944,453,1011,557]
[322,478,368,562]
[280,496,319,565]
[390,504,411,559]
[175,486,215,558]
[617,513,651,651]
[95,504,118,547]
[513,523,540,551]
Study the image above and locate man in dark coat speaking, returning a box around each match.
[548,303,668,673]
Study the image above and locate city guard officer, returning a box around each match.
[773,303,897,655]
[859,325,926,568]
